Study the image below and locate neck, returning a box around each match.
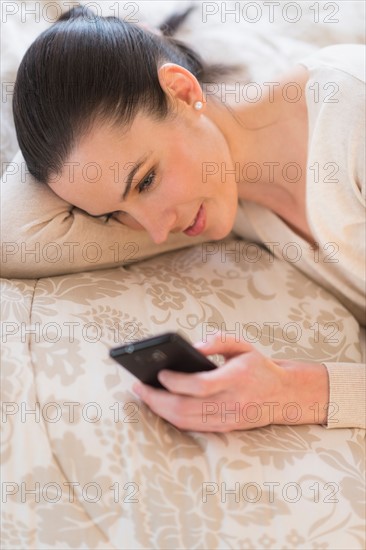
[204,66,308,212]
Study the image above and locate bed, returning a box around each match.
[1,1,365,548]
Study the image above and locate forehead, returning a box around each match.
[49,113,160,199]
[69,114,154,167]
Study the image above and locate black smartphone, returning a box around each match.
[109,332,217,389]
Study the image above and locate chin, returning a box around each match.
[209,202,238,240]
[207,219,235,241]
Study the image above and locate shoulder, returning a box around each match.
[294,45,365,158]
[297,43,365,83]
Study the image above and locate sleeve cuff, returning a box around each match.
[322,362,366,429]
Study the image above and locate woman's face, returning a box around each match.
[48,65,239,244]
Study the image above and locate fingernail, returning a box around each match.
[158,370,168,383]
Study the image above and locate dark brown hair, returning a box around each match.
[13,4,237,184]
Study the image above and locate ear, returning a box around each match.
[157,63,203,110]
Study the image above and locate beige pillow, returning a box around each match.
[0,150,209,278]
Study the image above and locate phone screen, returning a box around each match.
[109,332,217,388]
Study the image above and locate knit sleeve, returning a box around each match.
[322,362,366,429]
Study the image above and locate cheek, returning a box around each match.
[165,158,216,201]
[48,179,107,214]
[112,212,145,230]
[196,132,234,194]
[158,167,198,202]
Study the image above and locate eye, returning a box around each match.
[105,210,128,221]
[138,170,157,194]
[105,169,157,219]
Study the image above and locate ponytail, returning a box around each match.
[13,3,239,184]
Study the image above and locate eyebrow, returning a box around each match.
[121,152,151,201]
[89,152,151,217]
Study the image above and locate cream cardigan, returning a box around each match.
[233,44,365,429]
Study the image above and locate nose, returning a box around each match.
[148,225,172,245]
[140,211,178,245]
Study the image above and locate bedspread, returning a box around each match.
[1,2,365,549]
[2,237,365,549]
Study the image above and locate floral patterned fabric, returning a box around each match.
[1,1,365,548]
[1,238,365,549]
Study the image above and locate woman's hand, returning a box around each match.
[132,333,330,432]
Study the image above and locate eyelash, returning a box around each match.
[105,169,157,219]
[138,169,157,194]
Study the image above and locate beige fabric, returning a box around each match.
[1,2,366,548]
[1,237,365,549]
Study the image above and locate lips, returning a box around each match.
[183,204,206,237]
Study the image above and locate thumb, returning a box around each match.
[194,333,254,358]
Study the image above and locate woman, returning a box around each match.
[12,5,365,431]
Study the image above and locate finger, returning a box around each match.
[157,368,220,396]
[132,381,246,432]
[132,381,205,427]
[194,332,254,358]
[157,355,248,397]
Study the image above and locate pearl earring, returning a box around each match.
[194,101,203,110]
